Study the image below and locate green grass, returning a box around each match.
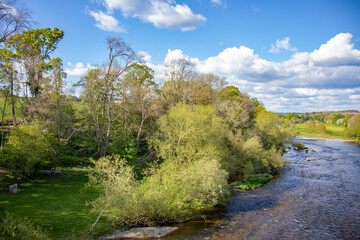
[0,170,114,239]
[0,97,25,125]
[294,123,348,139]
[230,173,273,191]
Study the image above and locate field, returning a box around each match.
[0,170,114,239]
[293,123,348,139]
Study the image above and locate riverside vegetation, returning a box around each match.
[0,2,290,239]
[280,111,360,142]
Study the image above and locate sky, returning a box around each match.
[24,0,360,113]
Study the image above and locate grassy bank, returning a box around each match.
[0,170,113,239]
[230,173,273,191]
[293,123,349,140]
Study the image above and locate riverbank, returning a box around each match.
[298,136,358,143]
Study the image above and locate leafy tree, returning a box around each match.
[3,28,64,97]
[255,108,286,150]
[215,86,257,130]
[152,103,228,164]
[121,63,159,150]
[80,37,135,157]
[88,155,135,235]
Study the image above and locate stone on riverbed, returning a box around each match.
[99,226,178,239]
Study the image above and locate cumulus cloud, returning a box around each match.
[98,0,206,31]
[145,33,360,112]
[269,37,297,53]
[89,10,126,33]
[65,62,95,77]
[310,33,360,66]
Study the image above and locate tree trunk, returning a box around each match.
[1,95,8,151]
[103,95,113,157]
[136,117,144,151]
[10,75,16,126]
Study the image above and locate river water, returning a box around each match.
[163,138,360,240]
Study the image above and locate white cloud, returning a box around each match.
[89,10,126,33]
[65,62,95,77]
[349,95,360,100]
[269,37,297,53]
[143,33,360,112]
[98,0,206,31]
[138,51,152,63]
[310,33,360,66]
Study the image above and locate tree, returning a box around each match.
[0,0,32,44]
[88,155,135,235]
[121,63,159,150]
[4,28,64,98]
[162,58,194,105]
[80,37,135,157]
[215,86,257,131]
[42,58,76,171]
[152,103,228,164]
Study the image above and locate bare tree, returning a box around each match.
[162,58,194,105]
[0,0,32,44]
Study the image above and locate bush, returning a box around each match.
[133,158,229,224]
[3,123,51,177]
[89,155,229,227]
[292,141,306,151]
[0,212,50,240]
[230,173,273,191]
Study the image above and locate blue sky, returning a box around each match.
[27,0,360,112]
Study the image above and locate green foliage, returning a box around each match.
[135,158,229,224]
[344,116,360,138]
[3,123,51,175]
[0,212,50,240]
[287,112,299,121]
[230,173,273,191]
[153,103,228,164]
[255,108,287,150]
[292,141,306,151]
[331,114,344,125]
[88,155,136,227]
[89,155,229,226]
[219,86,241,100]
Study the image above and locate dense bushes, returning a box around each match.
[89,102,286,228]
[89,155,229,227]
[2,123,51,177]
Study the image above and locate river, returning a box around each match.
[162,138,360,240]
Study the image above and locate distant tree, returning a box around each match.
[215,86,257,130]
[162,58,194,105]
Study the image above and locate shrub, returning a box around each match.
[230,173,273,191]
[0,212,50,240]
[4,123,51,177]
[292,141,306,151]
[89,155,229,227]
